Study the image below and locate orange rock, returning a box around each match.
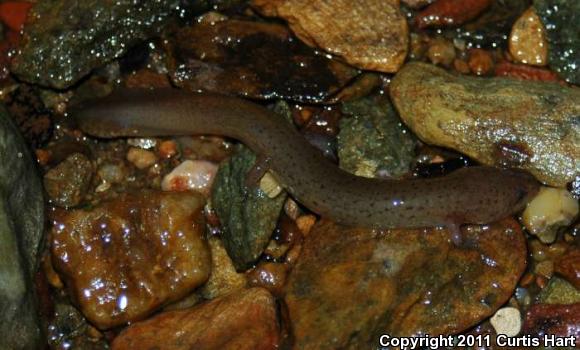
[0,1,32,32]
[468,48,494,75]
[252,0,408,73]
[495,61,562,82]
[509,7,548,67]
[50,191,210,329]
[111,288,280,350]
[415,0,492,29]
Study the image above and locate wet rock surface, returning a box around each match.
[11,0,181,89]
[44,153,93,208]
[533,0,580,84]
[0,106,45,348]
[50,191,211,329]
[555,246,580,289]
[285,218,526,349]
[390,62,580,187]
[212,145,287,270]
[168,19,357,103]
[508,7,548,66]
[252,0,408,73]
[111,288,280,350]
[338,95,416,178]
[523,303,580,343]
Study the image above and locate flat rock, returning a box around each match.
[111,288,280,350]
[0,106,45,348]
[390,62,580,187]
[50,190,211,329]
[285,218,526,349]
[252,0,408,73]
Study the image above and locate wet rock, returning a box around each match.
[555,247,580,289]
[509,7,548,66]
[199,236,247,299]
[162,160,218,196]
[252,0,408,73]
[11,0,181,89]
[212,145,287,270]
[126,147,157,170]
[523,303,580,343]
[415,0,492,29]
[402,0,434,9]
[50,191,211,329]
[495,61,562,82]
[111,288,280,350]
[285,218,526,348]
[0,105,44,348]
[426,37,456,67]
[338,95,416,178]
[490,307,522,337]
[390,62,580,187]
[522,187,578,243]
[44,153,93,208]
[168,19,357,104]
[5,85,53,148]
[467,48,494,75]
[533,0,580,84]
[48,300,108,350]
[538,277,580,305]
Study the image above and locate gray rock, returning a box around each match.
[0,106,45,349]
[11,0,181,89]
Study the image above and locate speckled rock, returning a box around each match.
[111,288,280,350]
[11,0,181,89]
[212,145,287,270]
[533,0,580,84]
[252,0,408,73]
[44,153,93,208]
[390,62,580,187]
[338,95,416,178]
[51,191,211,329]
[0,106,44,349]
[509,7,548,66]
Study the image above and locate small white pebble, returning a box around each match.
[162,160,218,196]
[490,307,522,337]
[126,147,157,169]
[522,187,579,243]
[260,172,283,198]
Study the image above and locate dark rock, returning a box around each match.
[212,145,287,270]
[0,105,44,348]
[11,0,181,89]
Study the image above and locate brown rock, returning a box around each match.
[468,48,494,75]
[252,0,408,73]
[111,288,280,350]
[402,0,434,9]
[555,247,580,290]
[523,303,580,343]
[44,153,93,208]
[415,0,492,28]
[509,7,548,67]
[50,191,211,329]
[285,218,526,348]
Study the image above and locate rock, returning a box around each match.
[162,160,218,196]
[426,37,456,67]
[509,7,548,66]
[199,236,247,300]
[467,48,494,75]
[168,19,357,104]
[111,288,280,350]
[338,95,417,179]
[48,299,109,349]
[247,262,288,296]
[285,218,527,348]
[555,247,580,289]
[126,147,157,170]
[211,145,287,270]
[494,61,562,82]
[44,153,93,208]
[533,0,580,84]
[11,0,181,89]
[490,307,522,337]
[252,0,408,73]
[538,277,580,305]
[415,0,493,29]
[522,187,578,243]
[390,62,580,187]
[50,191,211,329]
[0,105,44,348]
[402,0,434,9]
[523,303,580,343]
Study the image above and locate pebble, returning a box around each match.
[247,262,288,296]
[509,7,548,66]
[427,37,456,67]
[490,307,522,337]
[259,171,283,198]
[43,153,93,208]
[126,147,157,169]
[161,159,218,196]
[467,48,494,75]
[50,191,210,329]
[199,236,247,300]
[522,187,579,243]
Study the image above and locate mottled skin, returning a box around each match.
[73,88,539,228]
